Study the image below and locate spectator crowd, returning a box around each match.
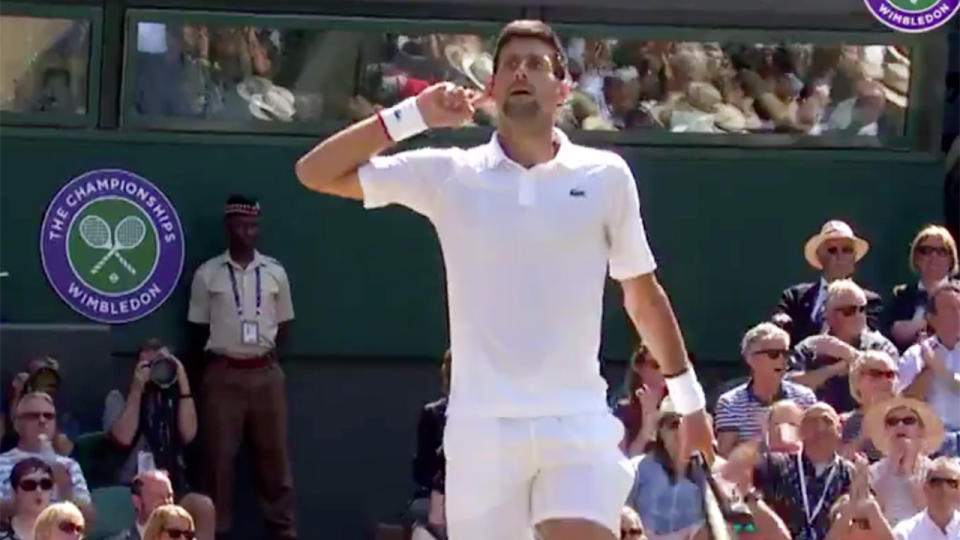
[125,21,912,139]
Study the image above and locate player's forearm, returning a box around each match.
[622,275,689,377]
[295,116,394,193]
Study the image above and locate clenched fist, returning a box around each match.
[415,82,488,129]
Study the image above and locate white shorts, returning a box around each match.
[444,411,635,540]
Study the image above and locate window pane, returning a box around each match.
[561,39,910,138]
[0,15,91,114]
[130,21,496,127]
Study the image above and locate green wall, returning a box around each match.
[0,133,945,363]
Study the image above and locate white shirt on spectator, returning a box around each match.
[0,448,90,503]
[893,509,960,540]
[897,338,960,431]
[358,129,656,418]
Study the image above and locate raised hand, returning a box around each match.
[415,83,488,129]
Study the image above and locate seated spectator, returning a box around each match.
[614,343,667,456]
[143,504,195,540]
[898,282,960,434]
[774,220,882,346]
[840,351,899,462]
[891,456,960,539]
[715,322,816,456]
[102,340,213,540]
[824,493,895,540]
[626,398,708,540]
[936,431,960,459]
[619,506,646,540]
[32,502,84,540]
[0,458,54,540]
[2,358,77,455]
[408,350,450,540]
[0,393,91,525]
[789,279,899,413]
[753,402,855,540]
[863,397,945,525]
[107,470,177,540]
[885,226,958,352]
[762,400,803,454]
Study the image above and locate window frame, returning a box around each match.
[0,2,103,128]
[118,8,946,151]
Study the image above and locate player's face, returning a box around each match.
[491,38,567,123]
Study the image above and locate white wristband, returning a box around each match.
[378,97,429,142]
[664,369,706,415]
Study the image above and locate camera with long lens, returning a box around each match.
[149,354,178,389]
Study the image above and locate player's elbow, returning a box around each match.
[295,157,329,193]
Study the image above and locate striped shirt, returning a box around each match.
[714,379,817,443]
[0,448,90,503]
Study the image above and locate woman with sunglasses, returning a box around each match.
[143,504,195,540]
[862,396,946,526]
[839,351,899,462]
[885,226,958,352]
[614,343,668,457]
[626,398,708,540]
[32,502,83,540]
[0,458,54,540]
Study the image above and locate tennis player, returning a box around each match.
[296,20,712,540]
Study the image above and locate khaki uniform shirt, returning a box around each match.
[188,250,294,358]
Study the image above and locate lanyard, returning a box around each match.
[226,264,261,318]
[796,452,838,539]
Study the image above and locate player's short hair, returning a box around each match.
[493,20,567,80]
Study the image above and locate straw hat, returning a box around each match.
[444,44,493,90]
[803,220,870,270]
[863,396,945,455]
[236,76,296,122]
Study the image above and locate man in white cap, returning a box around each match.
[774,220,882,346]
[295,19,711,540]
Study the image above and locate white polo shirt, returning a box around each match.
[893,509,960,540]
[897,337,960,431]
[358,129,656,418]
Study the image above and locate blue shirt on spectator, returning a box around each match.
[715,379,817,444]
[626,453,704,536]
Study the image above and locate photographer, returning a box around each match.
[2,358,77,456]
[103,339,214,540]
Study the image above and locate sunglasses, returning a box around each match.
[851,518,871,530]
[835,305,867,317]
[57,521,84,535]
[164,529,195,539]
[928,477,960,489]
[659,417,681,431]
[864,368,896,380]
[826,246,855,255]
[732,522,758,533]
[17,411,55,421]
[621,528,643,538]
[885,416,919,428]
[752,348,789,359]
[18,478,53,492]
[917,245,950,257]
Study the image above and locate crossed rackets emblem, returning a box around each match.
[78,215,147,275]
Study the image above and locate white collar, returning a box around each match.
[921,509,960,535]
[481,128,578,171]
[221,250,266,270]
[136,521,147,539]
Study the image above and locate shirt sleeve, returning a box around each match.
[713,393,739,433]
[797,387,818,408]
[273,266,294,322]
[605,157,657,280]
[187,267,210,324]
[65,458,91,503]
[896,345,923,393]
[357,147,454,218]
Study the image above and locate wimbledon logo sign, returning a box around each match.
[864,0,959,32]
[40,169,185,323]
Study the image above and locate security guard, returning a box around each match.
[188,195,296,539]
